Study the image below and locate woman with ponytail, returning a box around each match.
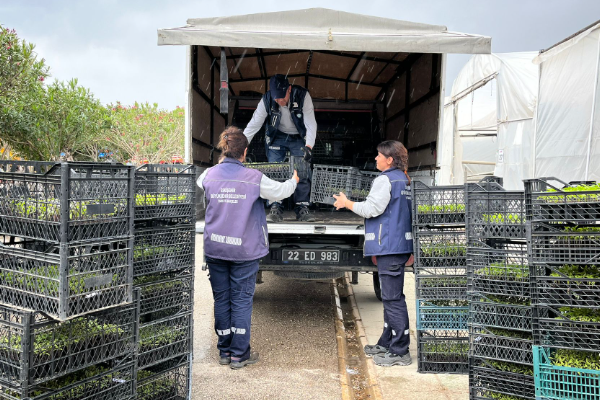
[197,126,299,369]
[333,140,413,367]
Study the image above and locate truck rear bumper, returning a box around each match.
[259,248,376,272]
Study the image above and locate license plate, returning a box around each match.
[283,250,340,263]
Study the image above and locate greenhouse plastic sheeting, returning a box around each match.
[438,52,539,189]
[533,22,600,183]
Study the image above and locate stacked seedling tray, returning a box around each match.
[524,178,600,400]
[413,181,469,374]
[310,165,378,205]
[466,181,534,400]
[134,164,195,400]
[0,161,138,399]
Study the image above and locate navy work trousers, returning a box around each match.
[375,254,410,357]
[206,256,260,361]
[266,130,311,214]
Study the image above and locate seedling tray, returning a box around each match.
[133,224,194,277]
[524,178,600,223]
[533,306,600,353]
[137,359,190,400]
[417,330,469,374]
[468,242,530,298]
[0,237,133,320]
[138,312,192,369]
[469,358,535,400]
[310,165,377,205]
[134,164,195,221]
[469,294,533,332]
[466,183,526,240]
[469,325,533,365]
[412,181,466,226]
[415,274,468,300]
[0,298,137,388]
[416,300,469,330]
[530,264,600,309]
[533,345,600,400]
[244,161,290,182]
[529,222,600,266]
[0,362,135,400]
[0,161,134,243]
[414,229,467,270]
[135,271,193,323]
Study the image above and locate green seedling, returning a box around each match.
[481,213,523,224]
[487,360,533,376]
[551,348,600,370]
[418,204,466,214]
[539,183,600,203]
[476,262,529,280]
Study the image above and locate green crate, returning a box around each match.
[533,345,600,400]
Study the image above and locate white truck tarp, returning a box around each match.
[157,8,491,54]
[533,20,600,183]
[438,52,539,189]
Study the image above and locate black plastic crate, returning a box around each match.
[412,181,466,226]
[134,164,195,221]
[310,165,378,205]
[0,161,134,244]
[466,183,526,240]
[530,264,600,309]
[135,271,193,322]
[469,294,533,332]
[244,161,290,182]
[0,297,137,388]
[414,229,467,270]
[133,224,194,277]
[469,325,533,365]
[524,178,600,223]
[528,222,600,266]
[137,359,190,400]
[469,358,535,400]
[415,274,468,300]
[290,156,311,181]
[0,362,135,400]
[533,306,600,353]
[138,312,192,369]
[468,241,530,298]
[0,237,133,320]
[417,330,469,374]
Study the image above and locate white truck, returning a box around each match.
[157,8,490,296]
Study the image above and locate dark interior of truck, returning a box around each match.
[190,46,442,174]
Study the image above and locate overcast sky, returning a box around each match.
[2,0,599,110]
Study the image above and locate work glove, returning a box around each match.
[302,146,312,163]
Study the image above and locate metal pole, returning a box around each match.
[585,35,600,180]
[532,61,543,178]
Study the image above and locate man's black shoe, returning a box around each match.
[296,207,315,222]
[230,352,260,369]
[266,205,283,223]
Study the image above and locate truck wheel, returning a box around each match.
[273,271,345,280]
[373,272,382,301]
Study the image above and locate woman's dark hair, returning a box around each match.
[377,140,411,183]
[217,126,248,160]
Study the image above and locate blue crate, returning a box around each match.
[533,345,600,400]
[416,300,469,330]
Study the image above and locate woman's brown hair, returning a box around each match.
[217,126,248,160]
[377,140,411,183]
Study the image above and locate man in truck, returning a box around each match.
[243,74,317,223]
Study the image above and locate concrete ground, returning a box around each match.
[351,272,469,400]
[192,234,342,399]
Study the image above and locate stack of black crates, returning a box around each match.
[412,181,470,374]
[0,161,138,399]
[465,179,535,400]
[133,164,196,400]
[524,178,600,400]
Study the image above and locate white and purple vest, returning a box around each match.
[203,158,269,261]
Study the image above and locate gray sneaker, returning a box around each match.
[266,206,283,223]
[364,344,388,357]
[230,351,259,369]
[373,352,412,367]
[296,206,315,222]
[219,355,231,365]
